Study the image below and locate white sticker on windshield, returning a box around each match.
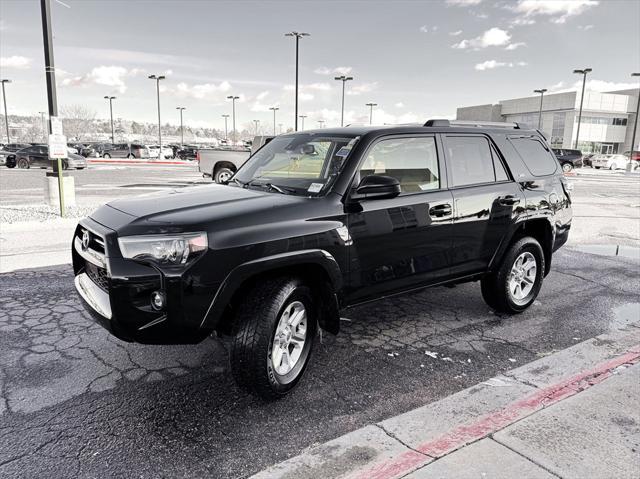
[336,147,350,157]
[308,183,324,193]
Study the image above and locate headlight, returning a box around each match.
[118,232,208,266]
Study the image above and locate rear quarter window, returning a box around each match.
[508,136,558,176]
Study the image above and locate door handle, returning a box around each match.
[498,195,521,206]
[429,203,452,217]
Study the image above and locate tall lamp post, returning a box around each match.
[573,68,592,149]
[284,31,310,131]
[628,73,640,164]
[221,114,229,142]
[148,74,165,152]
[176,107,186,148]
[227,95,239,144]
[317,119,325,128]
[104,95,116,143]
[39,111,46,142]
[366,102,377,125]
[253,119,260,136]
[1,79,11,144]
[299,114,307,130]
[533,89,547,129]
[269,106,279,135]
[334,75,353,127]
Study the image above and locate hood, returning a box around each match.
[104,183,302,226]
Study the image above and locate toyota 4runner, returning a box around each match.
[73,120,572,399]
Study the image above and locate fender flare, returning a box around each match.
[200,249,343,332]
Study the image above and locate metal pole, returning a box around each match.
[295,35,299,131]
[273,109,277,134]
[156,79,161,152]
[299,115,306,130]
[109,98,114,143]
[628,73,640,163]
[1,81,9,143]
[222,115,228,141]
[232,98,236,143]
[537,91,543,129]
[40,112,46,142]
[341,81,346,127]
[253,119,259,136]
[40,0,64,216]
[574,69,591,149]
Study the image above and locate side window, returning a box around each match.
[509,136,558,176]
[445,136,496,187]
[491,147,510,181]
[359,136,440,194]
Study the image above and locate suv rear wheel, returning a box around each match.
[102,153,111,159]
[481,236,545,314]
[17,158,29,169]
[561,162,573,172]
[230,277,316,400]
[214,166,234,183]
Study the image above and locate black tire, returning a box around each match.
[127,153,135,159]
[102,153,111,159]
[561,162,573,172]
[17,158,29,169]
[6,161,15,168]
[481,236,545,314]
[594,166,601,169]
[230,277,317,400]
[214,166,234,184]
[609,163,617,170]
[62,160,69,170]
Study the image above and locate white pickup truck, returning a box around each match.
[197,136,274,183]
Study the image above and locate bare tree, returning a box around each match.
[59,104,97,141]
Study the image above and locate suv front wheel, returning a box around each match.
[230,277,316,400]
[481,236,545,314]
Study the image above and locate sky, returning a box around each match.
[1,0,639,132]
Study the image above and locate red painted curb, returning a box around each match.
[354,347,640,479]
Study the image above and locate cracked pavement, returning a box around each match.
[1,247,638,478]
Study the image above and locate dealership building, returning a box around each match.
[456,88,639,154]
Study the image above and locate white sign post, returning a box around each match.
[50,116,63,136]
[48,133,68,159]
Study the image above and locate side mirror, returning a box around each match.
[351,174,401,201]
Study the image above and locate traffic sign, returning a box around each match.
[50,116,63,136]
[49,133,68,159]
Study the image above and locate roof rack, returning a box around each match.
[424,119,521,129]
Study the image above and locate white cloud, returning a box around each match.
[446,0,482,5]
[452,27,512,49]
[550,79,640,93]
[419,25,429,33]
[283,82,331,92]
[299,93,314,101]
[511,17,536,25]
[475,60,528,71]
[256,90,270,100]
[505,42,526,50]
[578,24,594,30]
[175,81,232,99]
[314,66,353,76]
[449,30,463,36]
[60,65,142,93]
[395,102,405,108]
[511,0,599,24]
[346,82,379,96]
[0,55,32,69]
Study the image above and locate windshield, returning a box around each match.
[232,133,358,196]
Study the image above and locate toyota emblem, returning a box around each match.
[81,230,90,251]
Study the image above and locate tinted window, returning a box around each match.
[445,136,496,187]
[491,147,509,181]
[359,136,440,194]
[509,136,558,176]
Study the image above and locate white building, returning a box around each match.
[457,88,639,154]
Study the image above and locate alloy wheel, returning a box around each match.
[270,301,307,376]
[508,251,537,305]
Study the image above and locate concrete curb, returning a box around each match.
[251,325,640,479]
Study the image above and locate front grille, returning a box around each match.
[85,261,109,291]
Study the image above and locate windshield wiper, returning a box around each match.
[244,179,295,195]
[229,177,246,187]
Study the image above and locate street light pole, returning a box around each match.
[222,114,229,142]
[176,107,185,148]
[39,111,46,142]
[299,114,307,130]
[104,96,116,143]
[148,74,165,153]
[533,89,547,129]
[1,79,11,144]
[366,102,377,125]
[253,119,260,136]
[285,31,310,131]
[573,68,592,150]
[334,75,353,127]
[269,107,279,135]
[317,119,325,128]
[629,73,640,163]
[227,95,239,144]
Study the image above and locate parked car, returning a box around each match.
[72,119,572,399]
[148,145,174,159]
[551,148,583,172]
[2,143,31,153]
[101,143,150,159]
[591,154,638,170]
[623,150,640,162]
[197,148,251,183]
[146,145,159,159]
[581,153,596,167]
[7,145,87,169]
[176,145,198,161]
[0,149,10,166]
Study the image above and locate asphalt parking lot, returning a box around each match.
[0,165,639,478]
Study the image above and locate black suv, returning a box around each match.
[73,120,572,399]
[551,148,583,172]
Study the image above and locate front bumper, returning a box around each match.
[72,218,215,344]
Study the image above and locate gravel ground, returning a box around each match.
[0,204,99,224]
